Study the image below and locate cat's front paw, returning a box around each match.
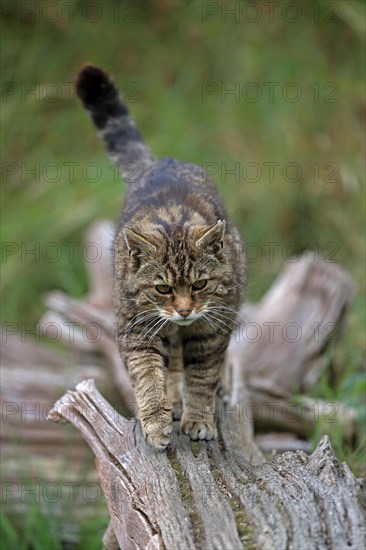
[142,411,173,450]
[181,417,217,441]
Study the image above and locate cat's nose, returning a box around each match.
[177,308,192,318]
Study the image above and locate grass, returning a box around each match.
[1,505,109,550]
[1,0,365,546]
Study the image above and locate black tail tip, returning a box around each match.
[76,65,117,106]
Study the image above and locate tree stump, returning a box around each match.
[49,379,365,549]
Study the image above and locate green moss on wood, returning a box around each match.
[167,448,204,546]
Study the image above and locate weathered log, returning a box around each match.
[50,379,366,550]
[228,252,354,397]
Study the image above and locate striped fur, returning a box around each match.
[77,65,246,449]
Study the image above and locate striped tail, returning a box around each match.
[76,65,156,185]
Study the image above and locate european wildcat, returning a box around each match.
[76,66,245,449]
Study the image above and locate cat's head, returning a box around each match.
[123,220,235,327]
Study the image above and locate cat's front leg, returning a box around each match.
[180,330,230,441]
[125,346,173,450]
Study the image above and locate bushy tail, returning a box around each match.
[76,65,156,184]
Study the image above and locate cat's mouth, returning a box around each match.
[169,311,200,326]
[173,317,196,326]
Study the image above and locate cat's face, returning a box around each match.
[124,221,234,327]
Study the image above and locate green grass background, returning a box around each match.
[1,0,365,547]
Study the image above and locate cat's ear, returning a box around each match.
[123,227,157,256]
[196,219,226,250]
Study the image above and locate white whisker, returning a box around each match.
[127,310,158,334]
[138,317,165,344]
[206,305,236,321]
[209,301,248,325]
[145,317,171,350]
[201,312,232,337]
[142,317,166,344]
[128,316,163,351]
[206,307,240,329]
[225,279,246,292]
[207,314,233,334]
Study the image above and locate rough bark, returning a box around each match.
[50,379,365,550]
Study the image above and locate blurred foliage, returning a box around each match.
[1,0,365,545]
[1,504,108,550]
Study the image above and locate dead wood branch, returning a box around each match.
[50,379,366,550]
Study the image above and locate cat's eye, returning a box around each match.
[192,279,207,291]
[155,284,172,294]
